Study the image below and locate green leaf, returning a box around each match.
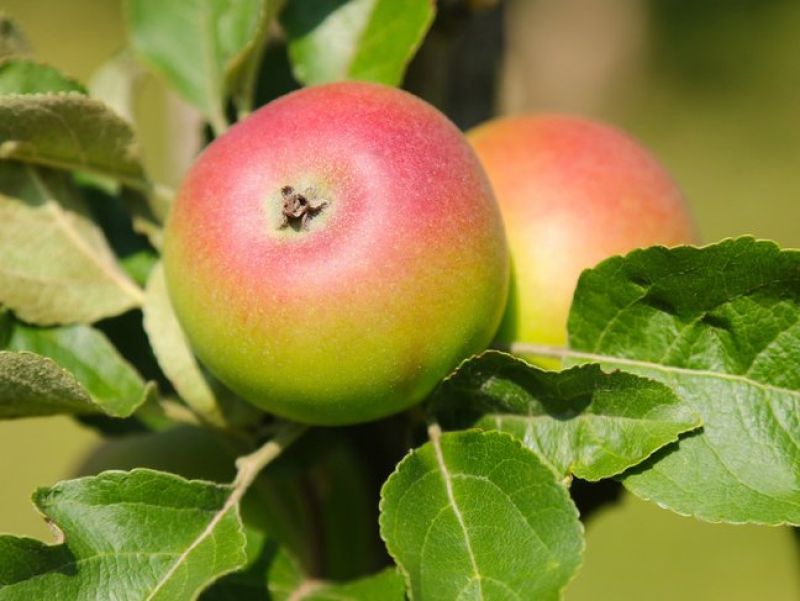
[4,319,152,418]
[0,14,30,59]
[282,0,435,87]
[0,92,148,189]
[380,429,583,601]
[268,548,406,601]
[0,59,158,232]
[125,0,272,130]
[0,469,246,600]
[120,248,158,287]
[0,59,85,95]
[227,0,284,117]
[77,426,382,582]
[0,61,140,278]
[143,262,229,427]
[0,163,143,324]
[432,351,702,481]
[0,311,11,346]
[567,237,800,525]
[0,351,98,418]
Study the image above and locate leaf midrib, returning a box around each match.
[429,425,483,600]
[25,165,144,305]
[557,347,800,400]
[142,495,240,600]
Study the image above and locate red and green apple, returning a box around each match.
[163,82,509,425]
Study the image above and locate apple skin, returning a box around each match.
[163,82,509,425]
[467,114,697,354]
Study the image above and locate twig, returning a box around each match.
[232,421,307,493]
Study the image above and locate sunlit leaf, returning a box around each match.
[0,58,85,95]
[126,0,275,129]
[143,262,229,426]
[0,92,147,189]
[567,237,800,525]
[282,0,435,86]
[0,470,246,599]
[0,163,142,324]
[2,318,153,418]
[433,351,702,480]
[380,429,583,600]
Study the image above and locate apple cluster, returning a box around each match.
[163,82,696,425]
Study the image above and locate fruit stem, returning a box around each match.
[159,399,203,426]
[233,420,307,493]
[143,421,306,595]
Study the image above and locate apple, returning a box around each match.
[163,82,509,425]
[467,114,697,355]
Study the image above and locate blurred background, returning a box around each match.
[1,0,798,599]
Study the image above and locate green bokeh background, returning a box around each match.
[1,1,798,598]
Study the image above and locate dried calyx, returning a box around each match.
[279,185,328,230]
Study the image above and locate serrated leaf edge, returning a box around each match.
[379,428,586,601]
[21,468,248,601]
[0,91,150,191]
[443,350,704,481]
[349,0,436,86]
[0,57,87,94]
[0,349,154,419]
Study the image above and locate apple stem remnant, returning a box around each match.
[279,185,329,230]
